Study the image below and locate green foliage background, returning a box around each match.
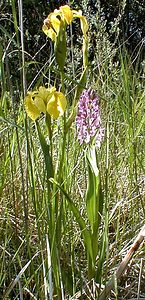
[0,0,145,88]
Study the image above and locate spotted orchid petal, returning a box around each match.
[76,90,104,146]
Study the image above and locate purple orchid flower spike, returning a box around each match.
[76,89,104,147]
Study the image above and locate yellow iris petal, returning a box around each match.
[24,93,41,121]
[35,86,56,105]
[49,86,57,95]
[43,12,61,41]
[57,92,67,115]
[47,95,59,119]
[47,92,67,119]
[80,15,88,36]
[42,24,56,41]
[60,5,73,24]
[50,12,61,34]
[72,10,88,36]
[33,97,46,114]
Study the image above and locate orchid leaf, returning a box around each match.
[86,145,104,259]
[49,178,93,261]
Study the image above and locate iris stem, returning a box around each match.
[58,70,66,181]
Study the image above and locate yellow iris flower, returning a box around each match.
[42,5,88,41]
[24,86,67,121]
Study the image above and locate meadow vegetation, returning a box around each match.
[0,1,145,299]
